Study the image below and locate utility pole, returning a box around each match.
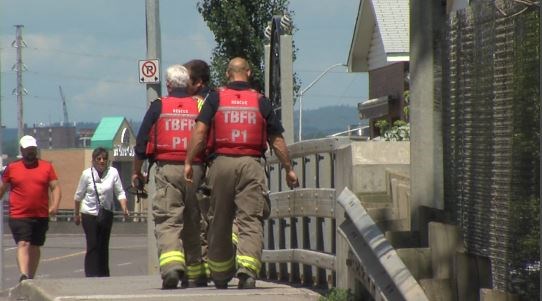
[3,25,27,289]
[145,0,161,275]
[12,25,27,141]
[145,1,162,105]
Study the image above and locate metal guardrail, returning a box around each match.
[337,187,429,301]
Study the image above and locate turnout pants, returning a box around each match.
[207,156,270,281]
[153,162,206,280]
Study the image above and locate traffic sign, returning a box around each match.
[138,59,160,83]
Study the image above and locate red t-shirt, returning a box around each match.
[2,159,58,218]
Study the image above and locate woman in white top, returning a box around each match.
[73,147,129,277]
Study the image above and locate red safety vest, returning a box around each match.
[146,96,203,162]
[211,87,267,156]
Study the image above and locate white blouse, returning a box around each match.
[74,166,127,215]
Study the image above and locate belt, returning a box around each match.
[156,160,202,166]
[156,160,184,166]
[216,154,262,162]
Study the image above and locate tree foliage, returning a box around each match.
[197,0,293,91]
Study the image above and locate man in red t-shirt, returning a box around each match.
[0,135,61,282]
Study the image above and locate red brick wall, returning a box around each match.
[41,149,91,210]
[368,61,409,121]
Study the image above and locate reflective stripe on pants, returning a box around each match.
[153,163,203,276]
[207,156,269,280]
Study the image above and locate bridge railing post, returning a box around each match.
[264,137,350,289]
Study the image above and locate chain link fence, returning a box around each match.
[442,1,539,298]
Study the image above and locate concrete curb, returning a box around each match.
[8,276,322,301]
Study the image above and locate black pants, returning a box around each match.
[81,212,113,277]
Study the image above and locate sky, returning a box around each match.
[0,0,368,128]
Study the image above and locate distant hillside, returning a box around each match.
[0,105,362,155]
[294,105,365,140]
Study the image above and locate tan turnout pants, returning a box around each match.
[206,156,270,281]
[153,162,205,280]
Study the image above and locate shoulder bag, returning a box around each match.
[91,168,113,224]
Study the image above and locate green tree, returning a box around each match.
[197,0,293,91]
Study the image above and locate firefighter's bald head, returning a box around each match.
[226,57,251,82]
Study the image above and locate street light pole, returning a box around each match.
[298,63,346,141]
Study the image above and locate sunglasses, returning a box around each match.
[95,157,108,162]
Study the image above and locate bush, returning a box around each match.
[319,288,354,301]
[375,120,410,141]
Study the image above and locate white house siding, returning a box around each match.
[368,23,388,70]
[372,0,409,54]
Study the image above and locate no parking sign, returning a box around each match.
[138,59,160,83]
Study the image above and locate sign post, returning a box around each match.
[138,59,160,84]
[144,0,162,275]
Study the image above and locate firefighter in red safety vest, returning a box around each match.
[183,59,213,281]
[132,64,207,289]
[184,57,299,289]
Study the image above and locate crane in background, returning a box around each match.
[58,85,69,126]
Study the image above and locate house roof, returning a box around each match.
[348,0,409,72]
[90,116,126,149]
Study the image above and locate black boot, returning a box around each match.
[237,273,256,289]
[213,278,230,289]
[162,270,182,289]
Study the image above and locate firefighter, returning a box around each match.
[184,57,299,289]
[183,59,213,283]
[132,64,206,289]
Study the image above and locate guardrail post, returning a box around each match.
[315,153,327,288]
[277,163,288,281]
[265,219,277,280]
[329,152,337,286]
[300,156,313,286]
[278,218,288,281]
[265,164,277,280]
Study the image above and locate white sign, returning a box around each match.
[113,144,135,158]
[138,59,160,83]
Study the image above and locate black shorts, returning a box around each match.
[9,218,49,246]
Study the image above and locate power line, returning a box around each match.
[26,47,140,62]
[296,69,352,74]
[0,46,140,62]
[26,70,138,85]
[301,94,364,99]
[1,69,139,85]
[0,94,146,110]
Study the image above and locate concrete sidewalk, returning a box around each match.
[8,275,322,301]
[2,220,147,235]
